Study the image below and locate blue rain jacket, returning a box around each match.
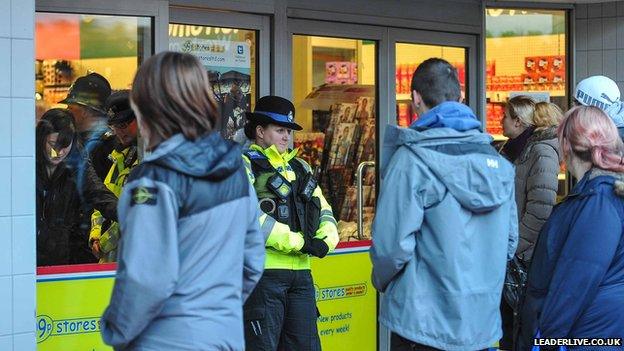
[101,133,265,350]
[519,169,624,350]
[371,102,518,351]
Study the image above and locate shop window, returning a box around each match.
[395,43,466,127]
[35,13,152,267]
[485,8,567,138]
[169,24,257,143]
[292,35,377,244]
[486,8,568,198]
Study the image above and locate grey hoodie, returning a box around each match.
[101,133,265,351]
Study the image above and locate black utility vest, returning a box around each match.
[245,151,321,238]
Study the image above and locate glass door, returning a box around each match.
[292,34,378,243]
[388,28,478,128]
[288,19,387,351]
[169,8,270,143]
[34,4,157,350]
[485,8,569,198]
[381,28,478,351]
[395,44,467,126]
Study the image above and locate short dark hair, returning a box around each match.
[36,108,77,164]
[131,51,219,150]
[410,58,461,109]
[243,119,270,140]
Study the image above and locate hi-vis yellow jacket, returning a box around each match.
[89,147,138,263]
[243,144,339,270]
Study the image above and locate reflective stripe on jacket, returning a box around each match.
[243,143,339,270]
[89,146,138,263]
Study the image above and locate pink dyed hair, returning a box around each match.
[558,106,624,172]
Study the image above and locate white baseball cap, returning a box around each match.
[574,75,620,111]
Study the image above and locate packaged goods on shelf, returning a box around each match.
[315,98,377,242]
[326,61,358,85]
[294,132,325,172]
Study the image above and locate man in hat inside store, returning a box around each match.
[59,72,117,179]
[574,75,624,141]
[241,95,339,351]
[89,90,139,263]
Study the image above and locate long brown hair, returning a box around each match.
[131,51,219,150]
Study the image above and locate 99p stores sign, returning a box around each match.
[37,315,101,344]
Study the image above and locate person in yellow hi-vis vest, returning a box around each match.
[89,90,139,263]
[242,96,339,351]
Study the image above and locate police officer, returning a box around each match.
[242,96,339,351]
[59,72,117,179]
[89,91,139,263]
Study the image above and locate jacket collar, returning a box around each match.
[568,168,620,197]
[528,126,558,144]
[249,143,298,163]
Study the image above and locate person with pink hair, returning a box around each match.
[517,106,624,350]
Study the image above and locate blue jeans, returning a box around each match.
[244,269,321,351]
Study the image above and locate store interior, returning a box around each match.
[35,13,151,119]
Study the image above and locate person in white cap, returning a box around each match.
[574,75,624,139]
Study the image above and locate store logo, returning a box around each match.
[315,283,367,302]
[237,45,244,55]
[37,315,101,343]
[37,315,53,343]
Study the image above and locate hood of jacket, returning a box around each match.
[382,123,513,213]
[412,101,483,132]
[585,168,624,197]
[145,132,242,181]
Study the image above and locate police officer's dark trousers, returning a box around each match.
[244,269,321,351]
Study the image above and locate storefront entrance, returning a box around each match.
[30,2,572,350]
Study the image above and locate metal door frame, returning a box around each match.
[388,28,480,126]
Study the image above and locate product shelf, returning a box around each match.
[486,90,566,103]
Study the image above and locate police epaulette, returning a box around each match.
[245,150,266,160]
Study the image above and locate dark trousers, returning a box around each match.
[391,333,491,351]
[500,297,516,350]
[244,269,321,351]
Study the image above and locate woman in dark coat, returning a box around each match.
[518,106,624,350]
[36,109,117,266]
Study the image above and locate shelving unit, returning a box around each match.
[486,90,566,103]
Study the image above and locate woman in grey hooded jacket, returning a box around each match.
[101,52,265,351]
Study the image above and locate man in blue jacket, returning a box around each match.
[370,58,518,351]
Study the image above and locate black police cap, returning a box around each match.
[105,90,135,126]
[245,96,303,130]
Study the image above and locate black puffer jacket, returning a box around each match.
[37,155,118,266]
